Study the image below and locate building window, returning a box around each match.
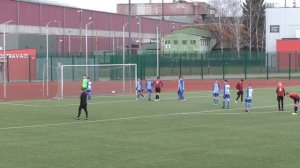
[190,40,196,45]
[270,25,280,33]
[174,40,179,45]
[165,40,170,45]
[182,40,187,45]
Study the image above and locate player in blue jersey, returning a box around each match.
[245,84,253,112]
[146,77,154,101]
[212,80,220,105]
[177,76,186,101]
[222,80,231,109]
[136,78,144,100]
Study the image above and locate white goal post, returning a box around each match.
[57,64,137,99]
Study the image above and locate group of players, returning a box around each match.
[212,79,253,112]
[136,76,186,102]
[213,79,299,114]
[136,76,164,101]
[75,74,300,120]
[276,82,299,115]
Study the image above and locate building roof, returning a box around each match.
[172,27,211,38]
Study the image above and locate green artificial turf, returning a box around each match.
[0,87,299,168]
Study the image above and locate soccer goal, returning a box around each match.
[56,64,137,99]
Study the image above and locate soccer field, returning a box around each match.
[0,87,300,168]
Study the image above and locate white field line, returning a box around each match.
[0,104,285,131]
[8,104,45,108]
[1,95,211,108]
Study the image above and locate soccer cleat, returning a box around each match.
[154,99,158,102]
[75,117,80,120]
[84,118,88,120]
[292,112,298,115]
[235,101,237,104]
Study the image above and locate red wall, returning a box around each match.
[0,49,36,80]
[276,39,300,69]
[277,40,300,52]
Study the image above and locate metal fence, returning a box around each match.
[3,51,300,82]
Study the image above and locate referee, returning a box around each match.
[76,87,88,120]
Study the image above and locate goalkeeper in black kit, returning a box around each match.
[75,88,88,120]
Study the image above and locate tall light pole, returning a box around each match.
[3,20,13,99]
[137,17,141,52]
[85,20,93,76]
[68,30,71,56]
[122,23,129,93]
[46,20,56,97]
[77,9,83,55]
[156,25,160,77]
[59,39,63,56]
[123,23,129,65]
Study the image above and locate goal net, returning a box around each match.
[56,64,137,99]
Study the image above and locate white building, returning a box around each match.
[266,7,300,53]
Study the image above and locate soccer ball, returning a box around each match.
[112,90,116,94]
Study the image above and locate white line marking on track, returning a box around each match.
[0,104,284,131]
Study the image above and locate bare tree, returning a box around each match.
[242,0,253,51]
[226,0,244,54]
[208,0,228,52]
[254,1,266,53]
[242,0,255,59]
[242,0,266,53]
[209,0,244,54]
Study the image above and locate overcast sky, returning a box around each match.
[33,0,299,13]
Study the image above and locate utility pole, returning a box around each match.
[128,0,131,57]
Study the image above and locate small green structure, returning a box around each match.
[162,27,212,53]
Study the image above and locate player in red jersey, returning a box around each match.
[154,76,163,101]
[235,79,244,104]
[276,82,286,111]
[286,92,299,115]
